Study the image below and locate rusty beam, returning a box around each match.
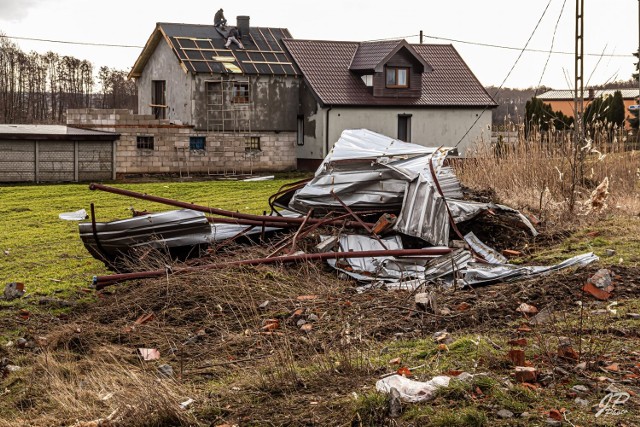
[93,247,452,289]
[89,183,374,229]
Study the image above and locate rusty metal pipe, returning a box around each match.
[89,183,373,228]
[93,247,452,289]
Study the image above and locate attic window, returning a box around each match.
[361,74,373,87]
[386,67,409,88]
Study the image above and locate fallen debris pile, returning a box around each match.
[81,129,597,289]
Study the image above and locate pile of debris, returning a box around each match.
[80,129,597,290]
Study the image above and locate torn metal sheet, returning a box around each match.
[326,234,448,282]
[464,232,507,264]
[357,248,474,291]
[288,129,452,214]
[79,209,213,261]
[394,172,449,246]
[462,252,599,286]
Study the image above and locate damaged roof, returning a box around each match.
[129,22,299,78]
[283,39,497,107]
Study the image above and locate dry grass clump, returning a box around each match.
[457,125,639,221]
[2,347,197,427]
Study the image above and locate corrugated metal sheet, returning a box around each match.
[464,232,507,264]
[326,234,449,282]
[289,130,443,213]
[463,252,599,286]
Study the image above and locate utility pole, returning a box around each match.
[574,0,584,139]
[637,0,640,143]
[570,0,585,212]
[420,30,423,44]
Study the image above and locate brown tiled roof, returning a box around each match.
[283,39,496,107]
[350,40,404,72]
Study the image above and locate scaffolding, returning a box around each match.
[206,76,256,176]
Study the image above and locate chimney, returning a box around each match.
[237,16,250,38]
[588,88,595,99]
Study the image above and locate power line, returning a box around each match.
[455,0,555,148]
[419,34,632,58]
[5,32,633,58]
[3,35,143,49]
[536,0,568,93]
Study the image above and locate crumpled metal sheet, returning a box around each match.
[288,129,448,214]
[325,234,449,282]
[464,232,508,264]
[394,170,450,246]
[462,252,599,286]
[79,209,213,260]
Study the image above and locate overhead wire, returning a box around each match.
[3,32,632,58]
[454,0,556,148]
[2,35,144,49]
[535,0,568,95]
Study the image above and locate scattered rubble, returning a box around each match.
[3,282,25,301]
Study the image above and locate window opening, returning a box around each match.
[151,80,166,119]
[386,67,409,88]
[136,135,155,150]
[246,136,261,151]
[189,136,206,150]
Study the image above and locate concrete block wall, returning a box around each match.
[67,109,297,176]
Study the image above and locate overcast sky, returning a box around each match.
[0,0,637,89]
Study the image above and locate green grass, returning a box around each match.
[0,177,305,296]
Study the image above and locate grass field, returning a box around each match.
[0,164,639,426]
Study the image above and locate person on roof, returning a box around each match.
[214,8,227,27]
[225,27,244,49]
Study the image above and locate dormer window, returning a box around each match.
[361,74,373,87]
[386,67,409,88]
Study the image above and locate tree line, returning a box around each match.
[0,33,136,124]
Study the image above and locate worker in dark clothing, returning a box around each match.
[225,27,244,49]
[214,8,227,27]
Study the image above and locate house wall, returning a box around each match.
[190,75,300,131]
[543,98,636,130]
[136,40,194,124]
[136,41,300,132]
[297,101,492,167]
[68,109,296,176]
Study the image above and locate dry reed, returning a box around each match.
[457,122,640,221]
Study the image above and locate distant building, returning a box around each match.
[537,89,640,129]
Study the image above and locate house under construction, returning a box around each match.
[71,18,301,177]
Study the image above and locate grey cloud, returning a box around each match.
[0,0,46,22]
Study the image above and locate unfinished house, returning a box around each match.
[74,17,300,177]
[283,39,497,169]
